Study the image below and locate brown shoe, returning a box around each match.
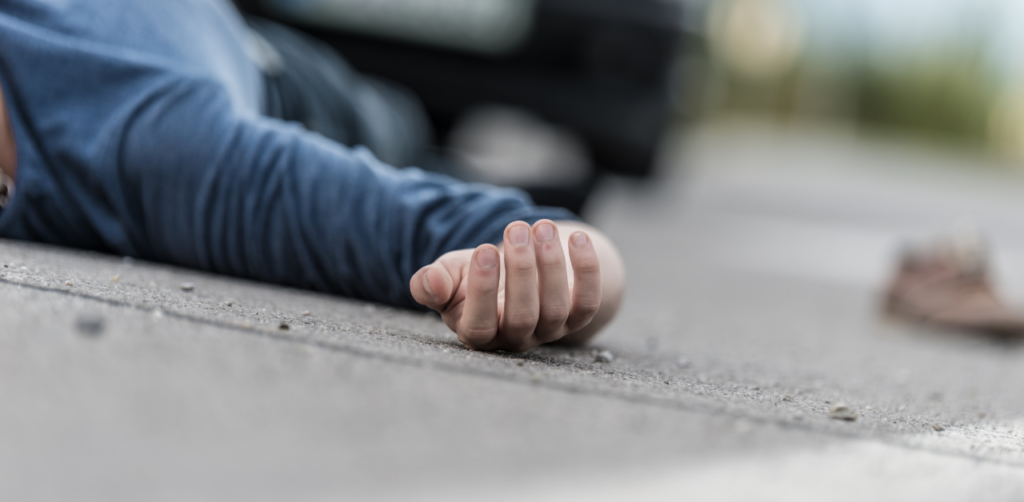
[884,234,1024,336]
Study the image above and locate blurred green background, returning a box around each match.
[679,0,1024,161]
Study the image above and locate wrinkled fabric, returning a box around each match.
[0,0,576,308]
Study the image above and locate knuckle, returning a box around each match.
[507,259,536,274]
[473,283,499,296]
[540,303,570,324]
[504,314,538,332]
[537,256,565,273]
[573,258,600,276]
[574,295,602,316]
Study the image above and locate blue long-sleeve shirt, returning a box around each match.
[0,0,575,308]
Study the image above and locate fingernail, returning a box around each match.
[571,232,588,247]
[509,225,530,248]
[477,247,498,269]
[421,269,436,299]
[535,223,554,243]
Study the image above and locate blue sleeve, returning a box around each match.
[120,78,576,308]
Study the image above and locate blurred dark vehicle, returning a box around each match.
[234,0,684,190]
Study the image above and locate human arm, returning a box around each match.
[115,78,577,306]
[409,219,625,352]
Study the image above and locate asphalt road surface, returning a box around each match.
[3,121,1024,501]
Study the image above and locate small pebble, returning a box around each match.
[302,310,311,316]
[180,282,194,292]
[224,301,233,307]
[278,322,290,331]
[595,350,615,363]
[676,356,691,369]
[75,313,105,337]
[516,361,524,367]
[65,280,73,286]
[828,404,858,421]
[110,275,120,283]
[933,423,945,432]
[782,395,792,402]
[865,406,872,411]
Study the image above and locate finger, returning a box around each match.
[565,231,602,334]
[532,220,570,343]
[499,222,540,351]
[410,263,454,310]
[458,244,501,349]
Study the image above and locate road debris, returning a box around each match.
[74,313,105,337]
[110,275,120,283]
[180,282,195,292]
[828,404,857,421]
[782,395,792,402]
[595,350,615,363]
[65,280,73,286]
[676,356,691,368]
[302,310,311,316]
[278,322,290,331]
[933,423,945,432]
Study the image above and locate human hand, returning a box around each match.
[410,219,602,352]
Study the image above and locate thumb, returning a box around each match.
[410,263,455,310]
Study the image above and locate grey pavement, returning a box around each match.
[4,120,1024,500]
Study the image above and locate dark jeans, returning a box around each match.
[245,16,432,169]
[244,16,594,213]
